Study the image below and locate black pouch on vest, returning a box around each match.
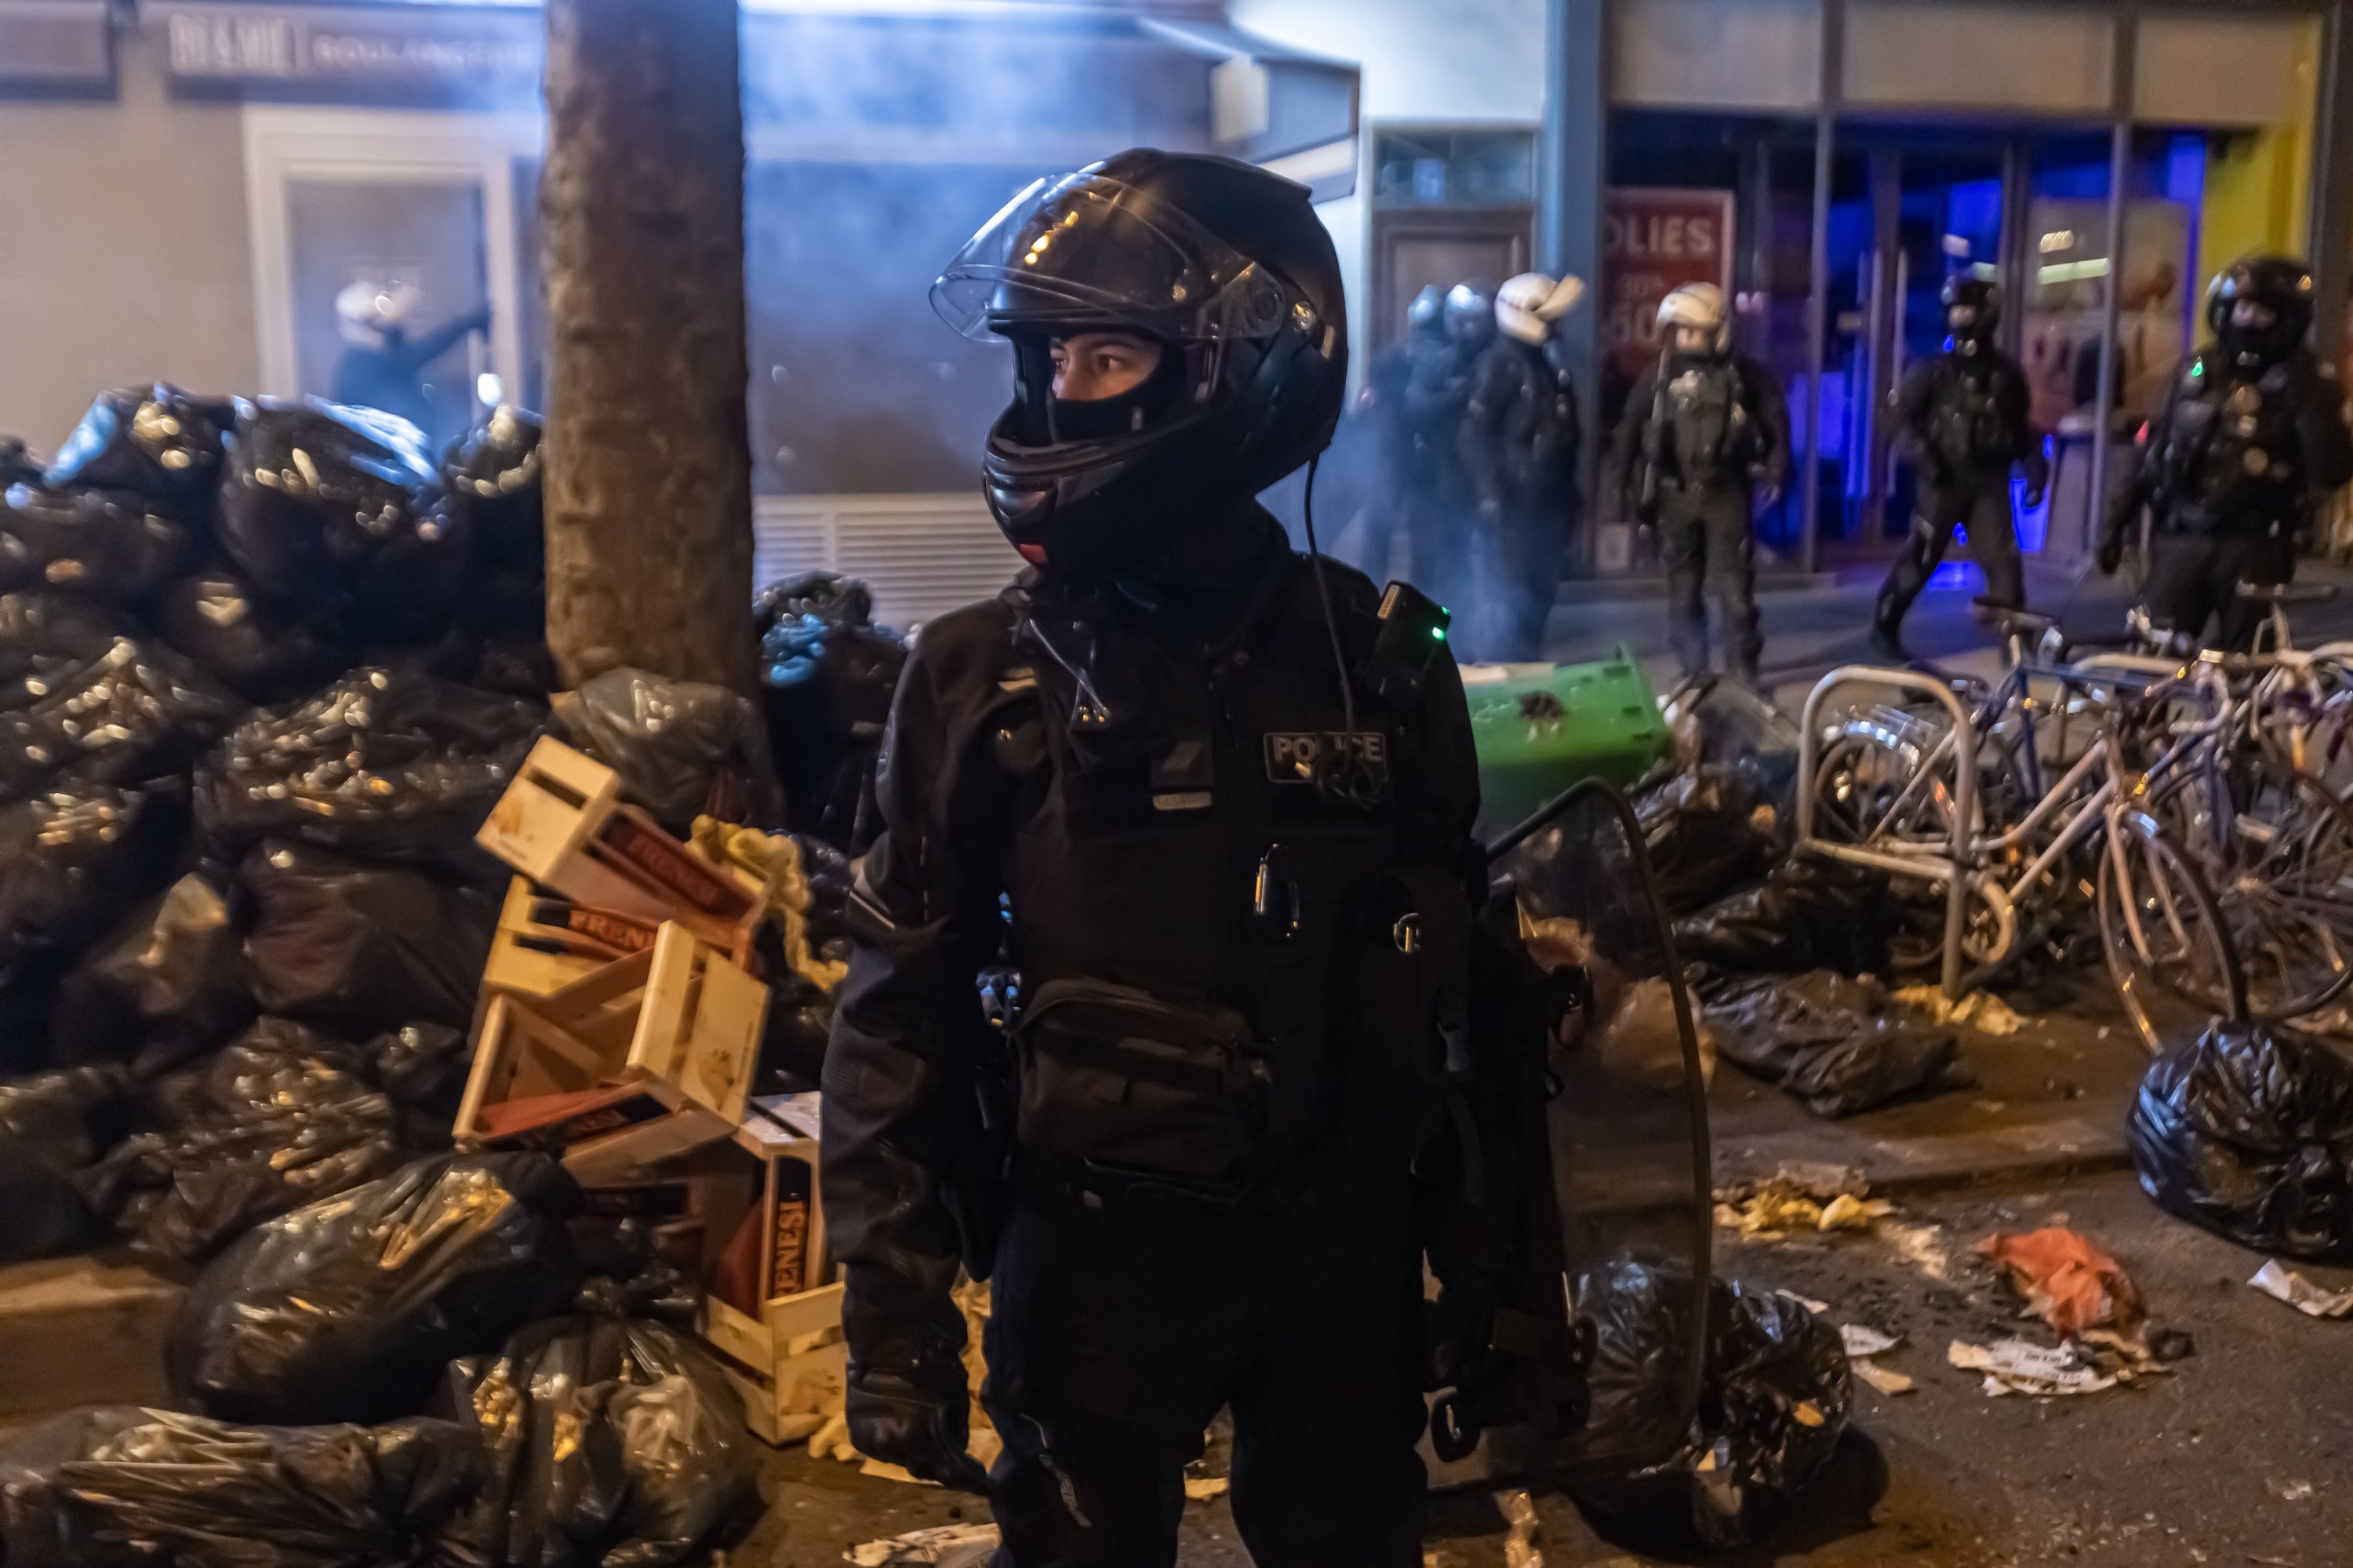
[1011,977,1271,1202]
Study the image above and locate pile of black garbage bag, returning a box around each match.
[1621,761,1972,1119]
[0,384,868,1276]
[2,1151,762,1567]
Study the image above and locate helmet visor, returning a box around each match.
[933,172,1288,344]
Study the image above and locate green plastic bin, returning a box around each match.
[1464,649,1671,833]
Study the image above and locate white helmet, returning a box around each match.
[1656,282,1729,352]
[1496,271,1587,345]
[336,280,423,348]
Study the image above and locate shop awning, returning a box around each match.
[1139,18,1359,201]
[1,1,114,90]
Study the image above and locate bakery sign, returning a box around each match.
[1601,187,1737,381]
[150,2,541,90]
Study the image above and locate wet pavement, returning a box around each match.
[741,1168,2353,1567]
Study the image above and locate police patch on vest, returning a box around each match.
[1264,731,1388,785]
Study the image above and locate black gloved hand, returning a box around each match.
[2097,534,2124,576]
[846,1362,992,1494]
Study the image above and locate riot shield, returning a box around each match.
[1424,779,1713,1491]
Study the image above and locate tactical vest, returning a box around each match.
[1663,357,1746,484]
[1928,358,2015,475]
[984,558,1457,1204]
[2155,355,2310,537]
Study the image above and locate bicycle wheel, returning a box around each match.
[1810,715,1969,851]
[2097,811,2246,1053]
[2146,750,2353,1020]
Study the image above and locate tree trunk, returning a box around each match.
[541,0,757,697]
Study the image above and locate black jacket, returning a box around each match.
[820,509,1482,1380]
[1609,350,1791,512]
[1893,348,2049,493]
[1461,337,1582,513]
[2106,347,2353,544]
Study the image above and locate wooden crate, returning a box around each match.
[475,737,765,955]
[478,876,660,1006]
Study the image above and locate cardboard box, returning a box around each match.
[479,876,660,1004]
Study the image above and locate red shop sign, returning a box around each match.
[1602,187,1737,381]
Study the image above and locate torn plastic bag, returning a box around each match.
[1700,970,1971,1118]
[218,398,469,642]
[0,637,242,804]
[0,591,122,713]
[0,781,187,981]
[0,1405,486,1568]
[198,669,541,864]
[0,1064,129,1264]
[555,667,772,833]
[155,569,349,704]
[238,841,498,1037]
[42,384,236,515]
[1569,1275,1852,1551]
[1672,857,1902,976]
[0,483,199,605]
[438,1301,761,1567]
[442,405,543,569]
[79,1017,466,1265]
[2128,1020,2353,1262]
[170,1151,581,1428]
[757,571,906,849]
[1630,765,1784,918]
[51,871,254,1076]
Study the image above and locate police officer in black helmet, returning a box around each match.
[2097,256,2353,650]
[1871,278,2049,660]
[821,151,1482,1566]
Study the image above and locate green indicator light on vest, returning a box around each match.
[1431,626,1446,640]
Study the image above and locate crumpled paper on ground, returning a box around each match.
[846,1523,1001,1566]
[2249,1259,2353,1319]
[1893,985,2025,1036]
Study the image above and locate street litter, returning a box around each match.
[847,1524,1002,1567]
[1893,984,2025,1036]
[2248,1259,2353,1319]
[1498,1488,1544,1568]
[2271,1479,2315,1503]
[1715,1170,1894,1237]
[1852,1359,1916,1396]
[1840,1324,1916,1395]
[1947,1338,2120,1397]
[1186,1475,1231,1501]
[1976,1226,2145,1339]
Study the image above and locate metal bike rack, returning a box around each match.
[1796,666,1978,1001]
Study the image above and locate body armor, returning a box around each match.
[2151,352,2318,537]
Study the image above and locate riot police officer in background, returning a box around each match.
[1347,285,1448,580]
[1403,283,1496,632]
[1609,282,1789,684]
[824,150,1483,1566]
[1871,278,2049,660]
[2098,256,2353,650]
[1460,271,1587,660]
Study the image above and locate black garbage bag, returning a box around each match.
[197,669,541,863]
[42,384,236,516]
[1673,857,1903,976]
[218,399,469,642]
[0,1405,487,1568]
[0,1064,129,1264]
[0,524,38,595]
[1632,765,1785,918]
[438,1298,761,1567]
[155,569,350,704]
[0,591,121,700]
[1700,970,1972,1118]
[556,666,771,833]
[757,570,906,849]
[171,1151,582,1428]
[0,436,40,488]
[2128,1020,2353,1262]
[0,781,187,981]
[0,483,199,605]
[81,1016,464,1265]
[1571,1275,1853,1551]
[51,871,254,1076]
[442,405,543,569]
[238,841,498,1037]
[0,638,242,804]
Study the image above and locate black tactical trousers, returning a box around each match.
[1876,472,2023,635]
[1657,482,1761,678]
[982,1174,1428,1568]
[2143,530,2295,653]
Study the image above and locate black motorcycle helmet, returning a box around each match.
[932,150,1347,577]
[2208,255,2316,369]
[1942,277,2000,355]
[1443,283,1495,348]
